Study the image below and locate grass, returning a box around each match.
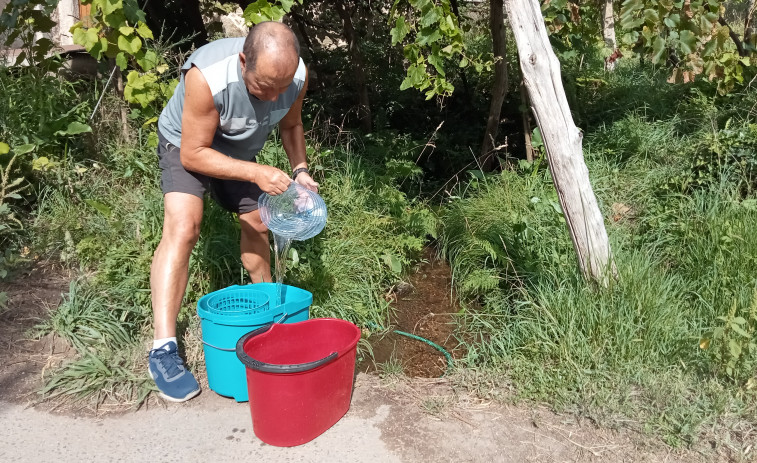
[28,118,433,407]
[438,65,757,451]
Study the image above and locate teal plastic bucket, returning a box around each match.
[197,283,311,402]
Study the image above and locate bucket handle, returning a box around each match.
[201,340,236,352]
[200,313,289,352]
[235,325,338,374]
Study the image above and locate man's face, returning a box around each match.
[242,69,292,102]
[239,52,296,102]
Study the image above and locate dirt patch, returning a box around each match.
[349,374,708,463]
[0,261,73,404]
[358,248,462,378]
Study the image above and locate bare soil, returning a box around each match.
[357,248,462,378]
[0,260,74,404]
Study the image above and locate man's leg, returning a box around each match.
[148,191,204,402]
[238,209,271,283]
[151,192,204,338]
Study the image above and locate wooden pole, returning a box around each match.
[504,0,616,284]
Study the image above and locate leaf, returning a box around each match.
[382,253,402,274]
[55,121,92,136]
[32,156,52,170]
[621,31,639,46]
[427,47,445,76]
[643,8,660,24]
[702,38,718,57]
[280,0,295,12]
[103,0,123,16]
[549,200,563,215]
[116,51,128,70]
[420,6,441,28]
[135,49,157,71]
[417,27,442,46]
[123,0,146,23]
[391,16,410,45]
[399,75,414,91]
[288,247,299,266]
[118,26,135,36]
[135,22,153,39]
[664,13,680,28]
[651,36,667,64]
[702,12,718,28]
[0,142,9,155]
[13,144,35,155]
[729,339,742,358]
[118,34,142,54]
[84,199,112,217]
[532,127,543,147]
[731,325,750,338]
[678,29,696,54]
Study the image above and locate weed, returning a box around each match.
[700,289,757,385]
[420,395,452,417]
[40,349,153,410]
[378,351,405,381]
[34,280,139,353]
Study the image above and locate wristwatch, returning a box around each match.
[292,167,310,180]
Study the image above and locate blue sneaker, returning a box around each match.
[148,341,200,402]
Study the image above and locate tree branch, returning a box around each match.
[719,17,746,57]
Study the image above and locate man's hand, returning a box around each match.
[294,171,319,193]
[253,164,292,195]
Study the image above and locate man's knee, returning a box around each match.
[239,210,268,236]
[162,217,202,249]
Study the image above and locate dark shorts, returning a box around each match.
[157,129,263,214]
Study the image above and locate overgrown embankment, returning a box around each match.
[439,61,757,452]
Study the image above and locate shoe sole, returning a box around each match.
[148,368,201,403]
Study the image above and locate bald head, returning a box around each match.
[243,21,300,74]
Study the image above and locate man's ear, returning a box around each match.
[238,52,246,71]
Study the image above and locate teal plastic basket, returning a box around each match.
[197,283,312,402]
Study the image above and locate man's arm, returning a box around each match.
[180,66,292,195]
[279,69,318,192]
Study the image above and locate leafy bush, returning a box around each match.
[700,290,757,385]
[665,121,757,196]
[440,170,573,299]
[0,66,92,280]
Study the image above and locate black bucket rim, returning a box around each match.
[235,324,338,374]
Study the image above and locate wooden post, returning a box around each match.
[504,0,616,284]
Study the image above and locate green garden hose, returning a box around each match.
[365,322,454,376]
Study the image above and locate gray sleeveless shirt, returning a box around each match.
[158,37,306,161]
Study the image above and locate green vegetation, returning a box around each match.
[440,60,757,448]
[1,0,756,456]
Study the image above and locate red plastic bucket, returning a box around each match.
[235,318,361,447]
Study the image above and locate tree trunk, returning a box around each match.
[335,0,372,132]
[504,0,616,284]
[602,0,618,70]
[602,0,616,50]
[520,80,535,162]
[745,0,756,46]
[479,0,508,170]
[114,66,130,143]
